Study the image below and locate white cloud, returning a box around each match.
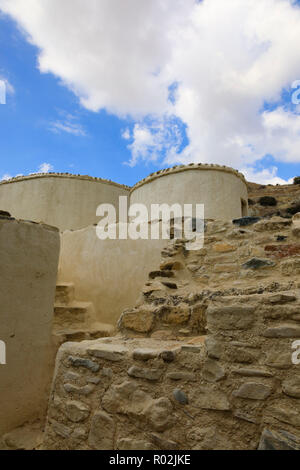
[1,165,55,179]
[1,172,23,181]
[49,118,86,137]
[241,166,294,185]
[125,116,183,167]
[1,0,300,182]
[37,163,53,173]
[121,128,131,141]
[1,173,13,181]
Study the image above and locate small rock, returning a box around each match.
[68,355,100,373]
[63,371,81,382]
[63,383,95,396]
[118,307,155,333]
[233,382,272,400]
[212,243,236,253]
[263,324,300,338]
[276,235,287,242]
[51,421,72,439]
[88,411,115,450]
[181,345,201,353]
[132,348,158,361]
[232,217,261,227]
[282,376,300,398]
[87,343,128,362]
[166,372,196,381]
[202,359,226,382]
[146,398,174,432]
[127,366,163,381]
[160,350,176,363]
[205,337,223,360]
[87,377,101,385]
[258,429,300,451]
[232,368,273,378]
[173,389,189,405]
[102,367,113,378]
[267,293,297,304]
[242,258,275,270]
[64,400,90,423]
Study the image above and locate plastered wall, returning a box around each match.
[0,218,60,435]
[0,174,130,232]
[58,225,167,326]
[130,166,248,221]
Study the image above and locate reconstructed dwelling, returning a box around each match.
[0,163,300,451]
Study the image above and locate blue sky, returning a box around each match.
[0,0,300,186]
[0,14,160,187]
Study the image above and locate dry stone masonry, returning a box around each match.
[1,167,300,450]
[43,211,300,450]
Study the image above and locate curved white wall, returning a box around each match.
[130,166,248,221]
[58,225,167,325]
[0,175,130,232]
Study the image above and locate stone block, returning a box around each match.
[64,400,90,423]
[68,355,100,373]
[87,343,128,362]
[202,359,226,382]
[258,429,300,450]
[263,324,300,338]
[119,307,155,333]
[233,382,272,400]
[127,366,163,381]
[88,410,115,450]
[282,376,300,398]
[207,304,255,330]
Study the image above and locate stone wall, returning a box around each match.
[0,215,60,436]
[43,213,300,450]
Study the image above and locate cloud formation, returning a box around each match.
[1,0,300,183]
[1,163,53,181]
[37,163,53,173]
[49,118,86,137]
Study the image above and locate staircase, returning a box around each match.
[53,282,115,344]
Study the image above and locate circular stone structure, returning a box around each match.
[130,164,248,221]
[0,173,130,232]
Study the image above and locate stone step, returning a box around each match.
[213,291,299,306]
[54,301,92,325]
[55,282,75,305]
[149,270,175,280]
[53,322,115,344]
